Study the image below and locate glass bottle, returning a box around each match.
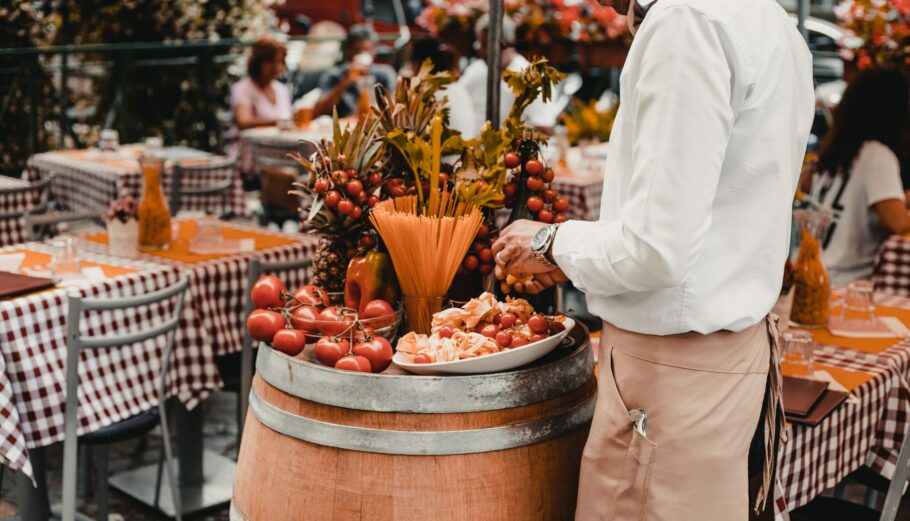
[790,208,833,327]
[137,142,171,249]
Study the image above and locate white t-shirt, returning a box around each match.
[810,140,904,285]
[456,54,560,135]
[438,82,479,139]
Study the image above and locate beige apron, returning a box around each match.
[575,316,783,521]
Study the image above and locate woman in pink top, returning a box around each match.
[231,36,292,130]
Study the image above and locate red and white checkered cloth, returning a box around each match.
[26,146,245,217]
[80,223,320,357]
[873,235,910,298]
[237,126,329,177]
[0,247,223,482]
[774,290,910,517]
[0,176,49,247]
[553,175,603,222]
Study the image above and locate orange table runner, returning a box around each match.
[84,220,299,264]
[9,249,138,278]
[809,304,910,354]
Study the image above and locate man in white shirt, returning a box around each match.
[457,15,562,132]
[492,0,814,519]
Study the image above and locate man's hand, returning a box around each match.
[491,219,553,275]
[494,265,568,295]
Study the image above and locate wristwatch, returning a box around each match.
[531,224,560,269]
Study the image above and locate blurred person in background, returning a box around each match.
[457,14,561,134]
[410,37,479,139]
[809,68,910,284]
[313,25,397,118]
[231,36,292,130]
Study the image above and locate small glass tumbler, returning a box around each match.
[50,237,81,276]
[782,330,815,378]
[842,280,875,325]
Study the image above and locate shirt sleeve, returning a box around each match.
[856,141,904,206]
[552,6,736,296]
[230,80,253,109]
[317,68,342,92]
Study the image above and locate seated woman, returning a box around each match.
[809,68,909,284]
[231,36,292,130]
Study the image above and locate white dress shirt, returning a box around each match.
[457,54,561,133]
[552,0,815,335]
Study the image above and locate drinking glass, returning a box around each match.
[99,129,120,151]
[842,279,875,325]
[782,330,814,378]
[50,237,81,276]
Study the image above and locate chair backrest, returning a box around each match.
[170,156,237,216]
[238,257,312,434]
[879,422,910,521]
[24,210,104,242]
[0,176,52,220]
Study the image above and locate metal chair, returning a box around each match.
[791,422,910,521]
[60,276,189,521]
[24,210,104,241]
[169,156,237,217]
[251,139,312,228]
[0,176,52,245]
[218,257,312,445]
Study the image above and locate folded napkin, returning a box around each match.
[0,253,25,273]
[827,315,910,338]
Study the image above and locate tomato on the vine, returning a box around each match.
[314,178,330,194]
[543,168,555,183]
[504,152,521,169]
[272,329,307,356]
[247,310,285,343]
[525,159,544,176]
[293,285,330,307]
[346,180,363,197]
[250,275,286,309]
[526,177,544,192]
[325,191,341,207]
[334,355,372,372]
[538,209,554,223]
[526,196,544,214]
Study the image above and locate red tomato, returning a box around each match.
[247,310,285,343]
[528,314,548,334]
[542,189,557,203]
[554,198,570,213]
[511,336,529,348]
[314,178,330,194]
[537,209,554,224]
[334,355,372,372]
[500,313,517,329]
[495,331,512,348]
[389,185,407,198]
[293,285,330,307]
[504,152,521,169]
[337,199,354,215]
[525,159,544,176]
[503,183,517,197]
[479,323,500,338]
[543,168,555,183]
[554,213,568,224]
[438,326,456,339]
[251,275,286,309]
[362,299,395,318]
[346,180,363,197]
[476,224,490,239]
[356,191,368,203]
[413,353,433,364]
[548,321,567,335]
[348,206,363,220]
[272,329,307,356]
[318,307,355,337]
[314,336,350,367]
[331,170,347,184]
[526,196,544,214]
[478,248,494,264]
[368,172,382,186]
[353,337,393,373]
[526,177,544,192]
[325,191,341,207]
[438,172,450,186]
[491,313,503,325]
[359,234,377,249]
[367,195,380,207]
[289,305,321,336]
[531,333,548,343]
[463,255,479,271]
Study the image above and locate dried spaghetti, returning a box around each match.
[370,193,483,334]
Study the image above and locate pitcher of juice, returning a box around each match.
[790,208,833,327]
[137,144,171,250]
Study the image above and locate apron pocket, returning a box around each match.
[603,346,658,521]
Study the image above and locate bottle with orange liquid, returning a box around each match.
[137,139,172,249]
[790,208,833,327]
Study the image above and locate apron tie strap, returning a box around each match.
[755,313,786,514]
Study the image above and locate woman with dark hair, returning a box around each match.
[231,36,292,130]
[810,68,910,284]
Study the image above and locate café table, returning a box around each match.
[872,234,910,298]
[237,122,335,176]
[0,244,223,520]
[26,144,245,216]
[0,175,41,247]
[772,292,910,519]
[549,142,608,222]
[76,218,318,516]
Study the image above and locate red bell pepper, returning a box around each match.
[344,252,400,313]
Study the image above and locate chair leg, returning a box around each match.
[79,445,93,498]
[152,444,165,510]
[864,488,879,508]
[94,446,108,521]
[159,403,183,521]
[832,481,846,499]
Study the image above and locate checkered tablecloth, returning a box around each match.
[0,246,224,482]
[873,235,910,298]
[0,176,47,247]
[26,146,245,217]
[774,291,910,517]
[237,126,330,176]
[80,222,320,357]
[553,175,603,222]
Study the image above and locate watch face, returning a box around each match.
[531,227,550,253]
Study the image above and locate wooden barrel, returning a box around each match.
[232,325,595,521]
